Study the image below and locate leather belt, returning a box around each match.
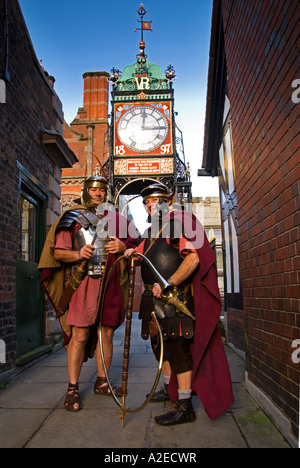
[144,284,155,291]
[144,283,193,295]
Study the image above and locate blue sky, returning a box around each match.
[19,0,218,197]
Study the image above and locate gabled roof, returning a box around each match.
[42,129,78,168]
[202,0,227,177]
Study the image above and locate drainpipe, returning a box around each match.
[4,0,10,82]
[86,124,95,177]
[0,0,9,103]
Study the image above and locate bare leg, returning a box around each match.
[65,326,89,411]
[148,361,172,401]
[67,326,90,385]
[162,361,172,377]
[95,325,115,377]
[177,370,193,391]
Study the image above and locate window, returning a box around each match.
[224,128,235,195]
[224,218,232,293]
[16,161,49,263]
[0,79,6,103]
[219,106,241,301]
[18,196,37,262]
[230,216,240,293]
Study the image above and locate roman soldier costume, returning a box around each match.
[139,185,195,345]
[38,176,139,355]
[136,183,234,423]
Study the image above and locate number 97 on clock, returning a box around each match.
[115,143,171,156]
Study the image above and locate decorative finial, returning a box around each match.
[186,162,191,179]
[94,164,101,176]
[108,66,121,87]
[209,228,216,243]
[165,64,177,83]
[137,3,147,17]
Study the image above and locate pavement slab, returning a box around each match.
[0,315,292,449]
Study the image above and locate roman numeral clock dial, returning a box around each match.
[117,104,169,153]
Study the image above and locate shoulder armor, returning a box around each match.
[77,210,99,227]
[56,209,99,230]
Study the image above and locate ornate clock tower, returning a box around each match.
[107,4,191,207]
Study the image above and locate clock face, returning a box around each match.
[117,105,169,153]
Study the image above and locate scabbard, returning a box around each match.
[56,260,88,318]
[56,283,76,318]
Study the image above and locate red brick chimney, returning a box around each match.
[82,71,109,120]
[62,71,110,209]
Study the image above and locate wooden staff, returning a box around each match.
[120,255,136,427]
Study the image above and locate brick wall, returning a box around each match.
[221,0,299,439]
[227,308,245,353]
[0,0,67,370]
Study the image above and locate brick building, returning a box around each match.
[201,0,299,446]
[0,0,77,372]
[62,71,110,209]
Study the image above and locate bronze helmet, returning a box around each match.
[81,176,109,208]
[140,183,173,204]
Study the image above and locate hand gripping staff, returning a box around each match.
[98,253,164,428]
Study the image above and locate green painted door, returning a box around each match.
[16,259,43,354]
[16,192,45,356]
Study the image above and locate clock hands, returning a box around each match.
[141,108,147,127]
[141,125,168,131]
[140,107,168,131]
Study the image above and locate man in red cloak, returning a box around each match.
[125,183,234,425]
[38,176,139,412]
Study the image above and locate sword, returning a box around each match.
[137,253,195,321]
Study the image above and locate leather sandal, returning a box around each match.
[94,377,123,397]
[64,383,82,412]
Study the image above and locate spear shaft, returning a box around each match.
[120,255,136,427]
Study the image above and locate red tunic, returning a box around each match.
[54,210,139,329]
[55,227,102,327]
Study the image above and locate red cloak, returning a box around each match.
[168,210,234,419]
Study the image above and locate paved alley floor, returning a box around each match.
[0,314,291,449]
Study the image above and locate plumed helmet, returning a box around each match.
[81,176,109,208]
[140,183,173,204]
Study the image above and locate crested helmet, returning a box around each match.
[81,176,109,208]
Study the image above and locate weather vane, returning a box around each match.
[134,3,152,42]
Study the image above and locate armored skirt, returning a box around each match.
[137,234,196,374]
